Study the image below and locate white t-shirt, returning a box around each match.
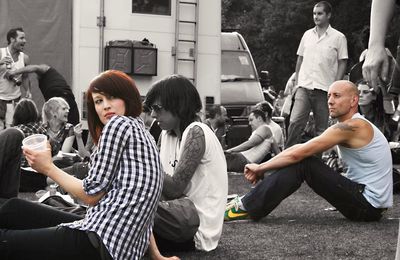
[267,120,284,148]
[160,122,228,251]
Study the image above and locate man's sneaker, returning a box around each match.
[224,195,249,221]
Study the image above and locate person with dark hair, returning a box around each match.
[12,98,42,129]
[356,80,386,130]
[0,27,31,130]
[225,80,392,223]
[204,104,228,148]
[0,128,24,199]
[0,70,163,260]
[224,109,280,172]
[141,103,162,143]
[145,75,228,257]
[7,64,80,125]
[286,1,348,148]
[255,100,284,149]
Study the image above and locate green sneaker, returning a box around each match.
[224,196,249,221]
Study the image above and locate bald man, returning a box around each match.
[225,80,393,222]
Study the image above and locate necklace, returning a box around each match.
[169,137,181,168]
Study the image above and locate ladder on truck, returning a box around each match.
[173,0,199,85]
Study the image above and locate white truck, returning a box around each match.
[2,1,264,146]
[73,0,222,120]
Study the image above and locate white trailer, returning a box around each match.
[72,0,221,120]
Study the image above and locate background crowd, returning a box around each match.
[0,0,399,259]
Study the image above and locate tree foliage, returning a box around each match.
[222,0,400,90]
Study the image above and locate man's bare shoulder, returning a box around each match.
[330,118,373,147]
[332,118,369,132]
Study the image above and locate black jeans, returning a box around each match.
[242,157,386,222]
[0,198,103,260]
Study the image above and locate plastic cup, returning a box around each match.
[22,134,47,151]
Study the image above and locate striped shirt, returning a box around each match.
[63,116,163,259]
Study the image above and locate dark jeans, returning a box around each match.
[242,157,386,222]
[0,128,23,198]
[154,232,195,254]
[286,88,328,147]
[0,198,104,260]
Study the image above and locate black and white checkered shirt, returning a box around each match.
[63,116,163,259]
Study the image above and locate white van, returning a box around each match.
[221,32,264,147]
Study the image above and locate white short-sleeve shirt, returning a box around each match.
[297,25,348,91]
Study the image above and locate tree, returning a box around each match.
[222,0,400,90]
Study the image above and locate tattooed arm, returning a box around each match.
[244,118,371,184]
[162,125,205,199]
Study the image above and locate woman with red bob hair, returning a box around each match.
[0,70,163,260]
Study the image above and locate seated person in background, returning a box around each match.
[42,97,75,156]
[0,128,24,199]
[12,98,46,136]
[72,122,92,160]
[141,103,162,143]
[204,104,228,149]
[19,97,80,192]
[0,70,163,259]
[224,80,392,223]
[225,109,280,172]
[254,101,284,149]
[357,80,385,132]
[12,98,47,192]
[350,58,395,137]
[145,75,228,258]
[7,64,80,125]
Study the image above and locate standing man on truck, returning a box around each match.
[286,1,348,147]
[0,27,31,130]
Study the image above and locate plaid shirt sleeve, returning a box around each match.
[83,116,131,194]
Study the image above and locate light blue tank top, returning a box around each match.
[338,113,392,208]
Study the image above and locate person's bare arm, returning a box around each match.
[362,0,395,89]
[335,59,347,81]
[0,53,11,71]
[244,120,362,184]
[162,126,205,199]
[8,64,42,76]
[226,125,272,153]
[23,144,105,206]
[295,56,303,86]
[21,55,32,98]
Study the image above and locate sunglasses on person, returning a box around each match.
[150,104,163,112]
[359,90,371,95]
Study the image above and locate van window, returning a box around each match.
[132,0,171,15]
[221,51,257,82]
